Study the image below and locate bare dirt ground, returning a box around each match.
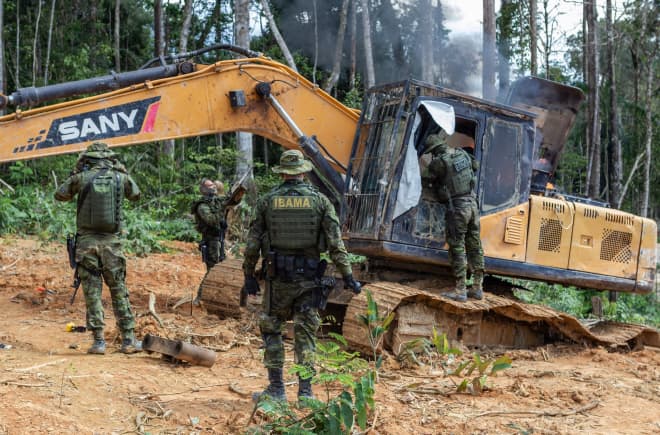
[1,237,659,434]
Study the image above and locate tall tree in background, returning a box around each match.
[260,0,298,72]
[360,0,375,87]
[114,0,121,72]
[44,0,55,84]
[497,0,514,98]
[605,0,622,207]
[636,0,658,217]
[349,0,357,88]
[529,0,537,75]
[235,0,253,183]
[154,0,164,58]
[31,0,42,86]
[420,0,434,82]
[482,0,496,99]
[324,0,350,93]
[178,0,193,53]
[585,0,601,199]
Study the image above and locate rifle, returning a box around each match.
[218,221,228,261]
[66,234,81,304]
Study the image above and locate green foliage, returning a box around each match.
[250,333,375,434]
[512,279,660,328]
[357,290,395,375]
[452,354,513,395]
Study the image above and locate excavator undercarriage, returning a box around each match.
[200,259,660,353]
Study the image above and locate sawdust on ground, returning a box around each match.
[1,237,659,434]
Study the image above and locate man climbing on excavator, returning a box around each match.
[424,129,485,302]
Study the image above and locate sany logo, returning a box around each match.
[35,96,161,150]
[58,110,140,141]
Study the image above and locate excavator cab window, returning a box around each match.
[479,118,523,212]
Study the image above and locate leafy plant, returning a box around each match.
[451,353,512,395]
[250,333,375,435]
[357,289,395,379]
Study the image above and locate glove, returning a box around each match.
[343,274,362,295]
[243,275,260,296]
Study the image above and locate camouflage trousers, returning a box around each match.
[202,236,224,271]
[445,196,484,283]
[259,279,321,371]
[75,233,136,335]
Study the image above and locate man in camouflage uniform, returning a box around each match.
[191,178,228,305]
[425,131,485,302]
[55,142,142,354]
[242,150,361,402]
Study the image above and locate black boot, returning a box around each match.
[298,376,315,401]
[253,368,286,402]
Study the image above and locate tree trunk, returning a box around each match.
[15,0,20,89]
[114,0,120,71]
[541,0,550,78]
[44,0,56,84]
[324,0,350,93]
[261,0,298,72]
[179,0,193,53]
[530,0,537,75]
[497,0,513,98]
[312,0,318,83]
[32,0,43,86]
[606,0,622,207]
[235,0,253,183]
[360,0,375,87]
[420,0,434,82]
[349,0,357,88]
[197,0,221,47]
[154,0,163,58]
[585,0,601,199]
[482,0,496,100]
[154,0,174,157]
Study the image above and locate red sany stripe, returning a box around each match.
[142,101,161,132]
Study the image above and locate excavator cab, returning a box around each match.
[343,79,537,273]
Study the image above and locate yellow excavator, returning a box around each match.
[1,46,656,351]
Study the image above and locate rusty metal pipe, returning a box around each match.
[143,334,217,367]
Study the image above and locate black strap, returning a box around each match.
[76,168,109,215]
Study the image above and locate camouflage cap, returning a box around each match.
[424,132,449,155]
[271,150,313,175]
[82,142,116,159]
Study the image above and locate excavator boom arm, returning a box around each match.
[0,57,359,171]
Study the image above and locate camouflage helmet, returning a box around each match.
[82,142,116,159]
[200,178,218,195]
[424,132,449,155]
[271,150,313,175]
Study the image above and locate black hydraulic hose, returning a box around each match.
[139,44,261,69]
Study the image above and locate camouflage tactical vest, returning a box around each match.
[438,148,476,199]
[77,167,123,233]
[265,184,321,251]
[191,196,225,236]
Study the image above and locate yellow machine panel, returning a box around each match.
[480,203,529,262]
[568,203,641,279]
[637,218,658,290]
[525,196,575,268]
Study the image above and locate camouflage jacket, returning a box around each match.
[242,179,352,277]
[192,195,227,238]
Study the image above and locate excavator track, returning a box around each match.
[201,259,261,318]
[202,262,659,352]
[343,281,660,354]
